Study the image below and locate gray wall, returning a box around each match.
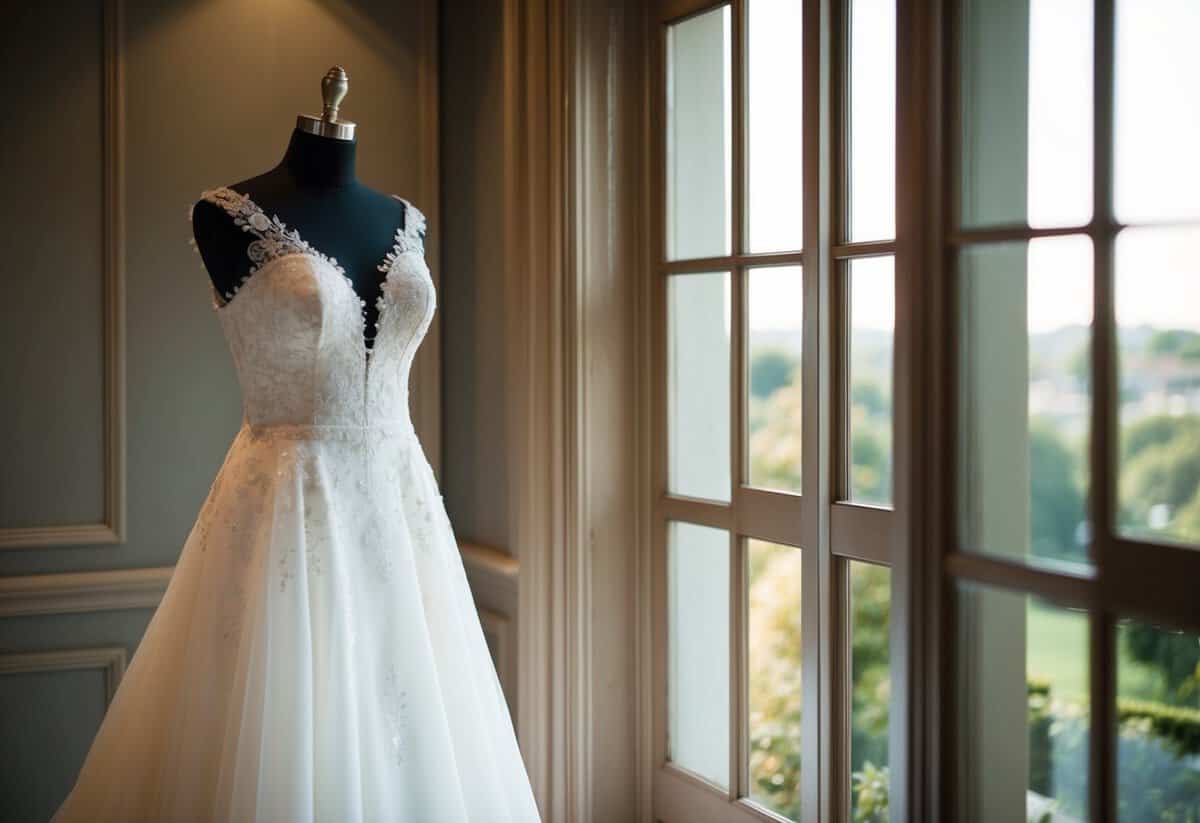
[0,2,434,820]
[438,0,511,552]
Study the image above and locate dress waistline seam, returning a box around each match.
[239,420,415,441]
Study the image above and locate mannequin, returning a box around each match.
[191,66,410,348]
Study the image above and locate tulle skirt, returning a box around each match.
[50,420,540,822]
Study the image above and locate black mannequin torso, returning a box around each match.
[191,128,409,348]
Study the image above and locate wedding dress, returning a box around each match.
[50,186,541,822]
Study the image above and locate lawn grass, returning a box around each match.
[1026,602,1167,704]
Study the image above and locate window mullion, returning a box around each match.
[800,0,834,822]
[1088,0,1117,819]
[730,0,747,801]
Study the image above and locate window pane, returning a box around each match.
[1116,619,1200,822]
[668,521,731,789]
[747,266,803,493]
[668,272,732,501]
[956,583,1090,823]
[746,0,803,253]
[747,540,802,819]
[958,237,1093,569]
[667,5,732,261]
[1114,0,1200,223]
[847,0,896,241]
[847,257,894,505]
[957,0,1092,229]
[849,562,890,823]
[1116,226,1200,547]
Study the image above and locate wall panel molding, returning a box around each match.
[0,566,169,619]
[0,0,126,551]
[0,646,127,704]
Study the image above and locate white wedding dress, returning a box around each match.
[50,186,541,822]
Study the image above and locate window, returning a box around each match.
[647,1,1199,821]
[651,0,895,819]
[949,1,1200,822]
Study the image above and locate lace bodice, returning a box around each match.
[188,186,434,429]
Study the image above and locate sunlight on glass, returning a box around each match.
[956,583,1090,823]
[747,540,802,820]
[958,237,1093,568]
[668,522,730,789]
[747,266,803,493]
[848,0,896,241]
[849,562,891,823]
[958,0,1092,229]
[1116,226,1200,548]
[747,0,803,253]
[1115,619,1200,822]
[666,5,732,260]
[1114,0,1200,223]
[668,272,731,502]
[848,257,894,505]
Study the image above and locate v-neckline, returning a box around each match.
[204,185,414,375]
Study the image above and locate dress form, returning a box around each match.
[190,68,410,348]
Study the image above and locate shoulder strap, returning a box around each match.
[389,194,427,254]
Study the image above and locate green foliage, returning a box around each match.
[1028,677,1200,821]
[1148,329,1200,363]
[851,762,889,823]
[750,347,798,399]
[1120,415,1200,544]
[1028,417,1087,563]
[1122,623,1200,708]
[747,544,803,819]
[1117,698,1200,757]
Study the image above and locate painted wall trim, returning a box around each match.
[0,646,128,703]
[0,566,171,618]
[0,0,127,550]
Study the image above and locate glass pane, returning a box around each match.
[668,521,731,789]
[1116,226,1200,547]
[747,266,803,493]
[848,0,896,241]
[1116,619,1200,822]
[956,583,1090,823]
[847,257,894,505]
[958,237,1093,569]
[747,540,802,819]
[1114,0,1200,223]
[668,272,732,501]
[747,0,803,253]
[849,562,891,823]
[957,0,1092,229]
[666,5,732,261]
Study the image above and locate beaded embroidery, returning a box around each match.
[187,186,426,357]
